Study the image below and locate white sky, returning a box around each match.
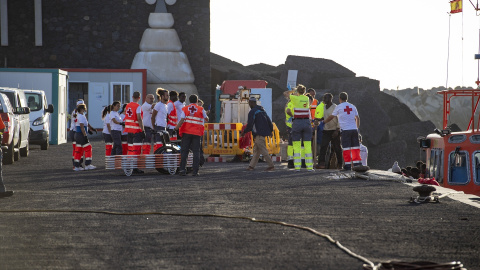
[210,0,480,90]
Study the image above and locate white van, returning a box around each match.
[23,90,54,150]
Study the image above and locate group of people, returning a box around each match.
[283,85,367,171]
[69,89,209,176]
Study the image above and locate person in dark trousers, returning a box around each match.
[0,117,13,198]
[315,93,343,169]
[175,94,208,176]
[324,92,361,170]
[241,96,275,171]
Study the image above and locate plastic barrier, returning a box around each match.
[203,123,244,155]
[203,123,281,156]
[105,154,192,176]
[249,123,281,155]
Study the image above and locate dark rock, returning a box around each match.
[368,140,408,170]
[374,91,420,126]
[280,55,356,90]
[386,120,435,168]
[325,76,380,95]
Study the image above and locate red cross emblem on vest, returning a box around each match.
[344,106,353,115]
[188,105,197,115]
[126,107,133,117]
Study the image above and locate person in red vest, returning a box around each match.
[166,90,178,140]
[0,117,13,198]
[123,91,145,174]
[307,88,319,120]
[324,92,361,170]
[174,94,208,176]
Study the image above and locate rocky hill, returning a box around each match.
[383,86,479,131]
[211,53,435,170]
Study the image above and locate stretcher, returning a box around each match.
[105,153,193,176]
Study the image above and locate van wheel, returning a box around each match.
[20,141,29,157]
[3,141,14,165]
[41,139,49,150]
[14,142,20,161]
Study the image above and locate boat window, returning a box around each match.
[448,135,467,144]
[474,151,480,185]
[428,149,436,178]
[448,151,470,185]
[427,149,443,183]
[470,135,480,144]
[436,150,443,183]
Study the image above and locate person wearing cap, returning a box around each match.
[284,85,314,171]
[69,99,95,169]
[174,94,208,176]
[241,96,275,171]
[0,117,13,197]
[73,104,96,171]
[124,91,145,174]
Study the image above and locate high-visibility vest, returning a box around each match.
[179,104,205,137]
[290,95,310,119]
[310,99,318,119]
[285,101,293,128]
[315,101,325,120]
[124,102,142,133]
[167,100,178,127]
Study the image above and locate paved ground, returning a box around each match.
[0,137,479,270]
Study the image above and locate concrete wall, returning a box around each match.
[0,0,210,100]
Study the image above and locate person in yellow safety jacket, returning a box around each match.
[284,92,295,168]
[285,85,314,171]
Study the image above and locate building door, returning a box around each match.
[88,82,109,129]
[68,82,88,113]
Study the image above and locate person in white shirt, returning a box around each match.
[69,99,84,168]
[73,104,96,171]
[174,92,186,118]
[109,101,123,155]
[151,88,169,152]
[141,94,155,154]
[102,105,113,156]
[324,92,361,170]
[359,134,368,166]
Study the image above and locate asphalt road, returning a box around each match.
[0,137,479,270]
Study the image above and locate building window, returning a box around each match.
[112,83,131,104]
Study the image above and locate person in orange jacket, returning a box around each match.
[174,94,208,176]
[0,117,14,197]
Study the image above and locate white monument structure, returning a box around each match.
[131,0,198,96]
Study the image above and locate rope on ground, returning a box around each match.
[0,208,375,268]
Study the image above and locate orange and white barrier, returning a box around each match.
[105,154,193,176]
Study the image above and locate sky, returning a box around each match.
[210,0,480,90]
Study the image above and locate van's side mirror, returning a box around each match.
[46,104,54,114]
[14,107,30,114]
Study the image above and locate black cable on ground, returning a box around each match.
[0,208,375,268]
